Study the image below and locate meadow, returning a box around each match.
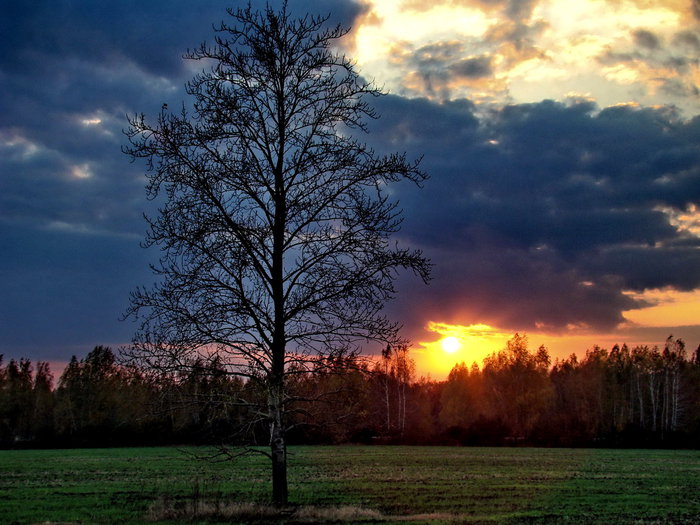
[1,445,699,524]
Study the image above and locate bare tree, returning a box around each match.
[123,3,430,505]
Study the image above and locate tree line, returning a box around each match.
[2,334,699,449]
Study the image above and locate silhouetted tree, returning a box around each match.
[0,355,7,443]
[404,376,441,444]
[123,3,429,504]
[4,334,699,449]
[54,356,80,437]
[392,344,414,436]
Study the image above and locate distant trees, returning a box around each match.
[481,334,553,438]
[548,337,693,444]
[287,354,375,444]
[439,362,481,431]
[0,357,35,443]
[1,346,262,447]
[376,344,415,436]
[2,334,700,449]
[123,3,429,504]
[32,361,54,442]
[54,346,154,444]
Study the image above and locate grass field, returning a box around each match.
[1,445,699,524]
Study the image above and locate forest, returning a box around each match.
[1,334,699,449]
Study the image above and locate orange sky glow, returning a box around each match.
[409,283,700,380]
[413,304,700,380]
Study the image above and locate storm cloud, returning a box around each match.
[368,96,700,334]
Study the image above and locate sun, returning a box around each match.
[441,336,461,353]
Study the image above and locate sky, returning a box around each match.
[2,0,700,379]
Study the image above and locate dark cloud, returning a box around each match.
[590,245,700,292]
[673,30,700,51]
[0,0,366,234]
[0,1,364,76]
[368,96,700,334]
[502,0,537,22]
[397,42,498,99]
[633,29,661,50]
[1,2,222,77]
[0,224,154,358]
[450,56,493,78]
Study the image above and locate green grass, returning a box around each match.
[1,446,699,524]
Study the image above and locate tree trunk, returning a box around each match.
[383,360,391,432]
[649,371,657,432]
[399,379,406,435]
[269,379,288,506]
[662,368,670,433]
[671,368,680,432]
[270,259,288,507]
[636,371,644,428]
[269,102,288,505]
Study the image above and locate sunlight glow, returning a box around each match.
[409,317,700,380]
[354,0,491,61]
[411,322,512,379]
[352,0,494,87]
[441,336,460,353]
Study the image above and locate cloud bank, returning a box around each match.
[368,96,700,336]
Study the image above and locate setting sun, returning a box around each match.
[441,336,461,353]
[410,322,514,379]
